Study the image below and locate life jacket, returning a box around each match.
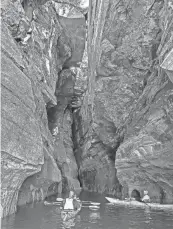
[63,198,74,210]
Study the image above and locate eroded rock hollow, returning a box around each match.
[1,0,173,218]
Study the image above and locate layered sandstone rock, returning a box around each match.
[73,0,122,196]
[1,0,86,217]
[74,0,173,202]
[115,1,173,203]
[1,0,173,218]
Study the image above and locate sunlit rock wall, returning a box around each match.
[1,0,86,217]
[115,1,173,204]
[74,0,173,202]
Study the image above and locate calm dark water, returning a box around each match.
[2,191,173,229]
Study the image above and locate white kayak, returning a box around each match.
[61,203,82,221]
[105,197,173,211]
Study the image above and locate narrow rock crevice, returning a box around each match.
[2,0,173,219]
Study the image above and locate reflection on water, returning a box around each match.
[89,211,101,223]
[62,218,75,229]
[2,191,173,229]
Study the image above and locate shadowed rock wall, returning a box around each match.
[73,0,122,196]
[1,0,86,217]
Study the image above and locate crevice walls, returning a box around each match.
[1,0,87,217]
[1,0,173,218]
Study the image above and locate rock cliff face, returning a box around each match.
[1,0,173,218]
[74,0,173,202]
[115,1,173,203]
[1,0,86,217]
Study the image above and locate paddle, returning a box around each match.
[143,201,151,208]
[82,201,91,204]
[81,201,101,208]
[139,199,151,208]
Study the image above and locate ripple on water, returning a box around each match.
[2,194,173,229]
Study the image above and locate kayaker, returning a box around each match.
[73,194,81,210]
[63,191,75,210]
[61,192,81,222]
[142,190,150,203]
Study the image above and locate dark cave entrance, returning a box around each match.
[131,189,141,201]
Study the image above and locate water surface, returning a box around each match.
[2,191,173,229]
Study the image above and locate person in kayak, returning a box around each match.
[63,191,81,210]
[124,189,150,204]
[142,190,150,203]
[63,191,75,210]
[61,191,81,223]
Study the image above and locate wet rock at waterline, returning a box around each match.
[1,0,86,217]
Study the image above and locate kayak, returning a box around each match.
[61,203,82,221]
[105,197,173,211]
